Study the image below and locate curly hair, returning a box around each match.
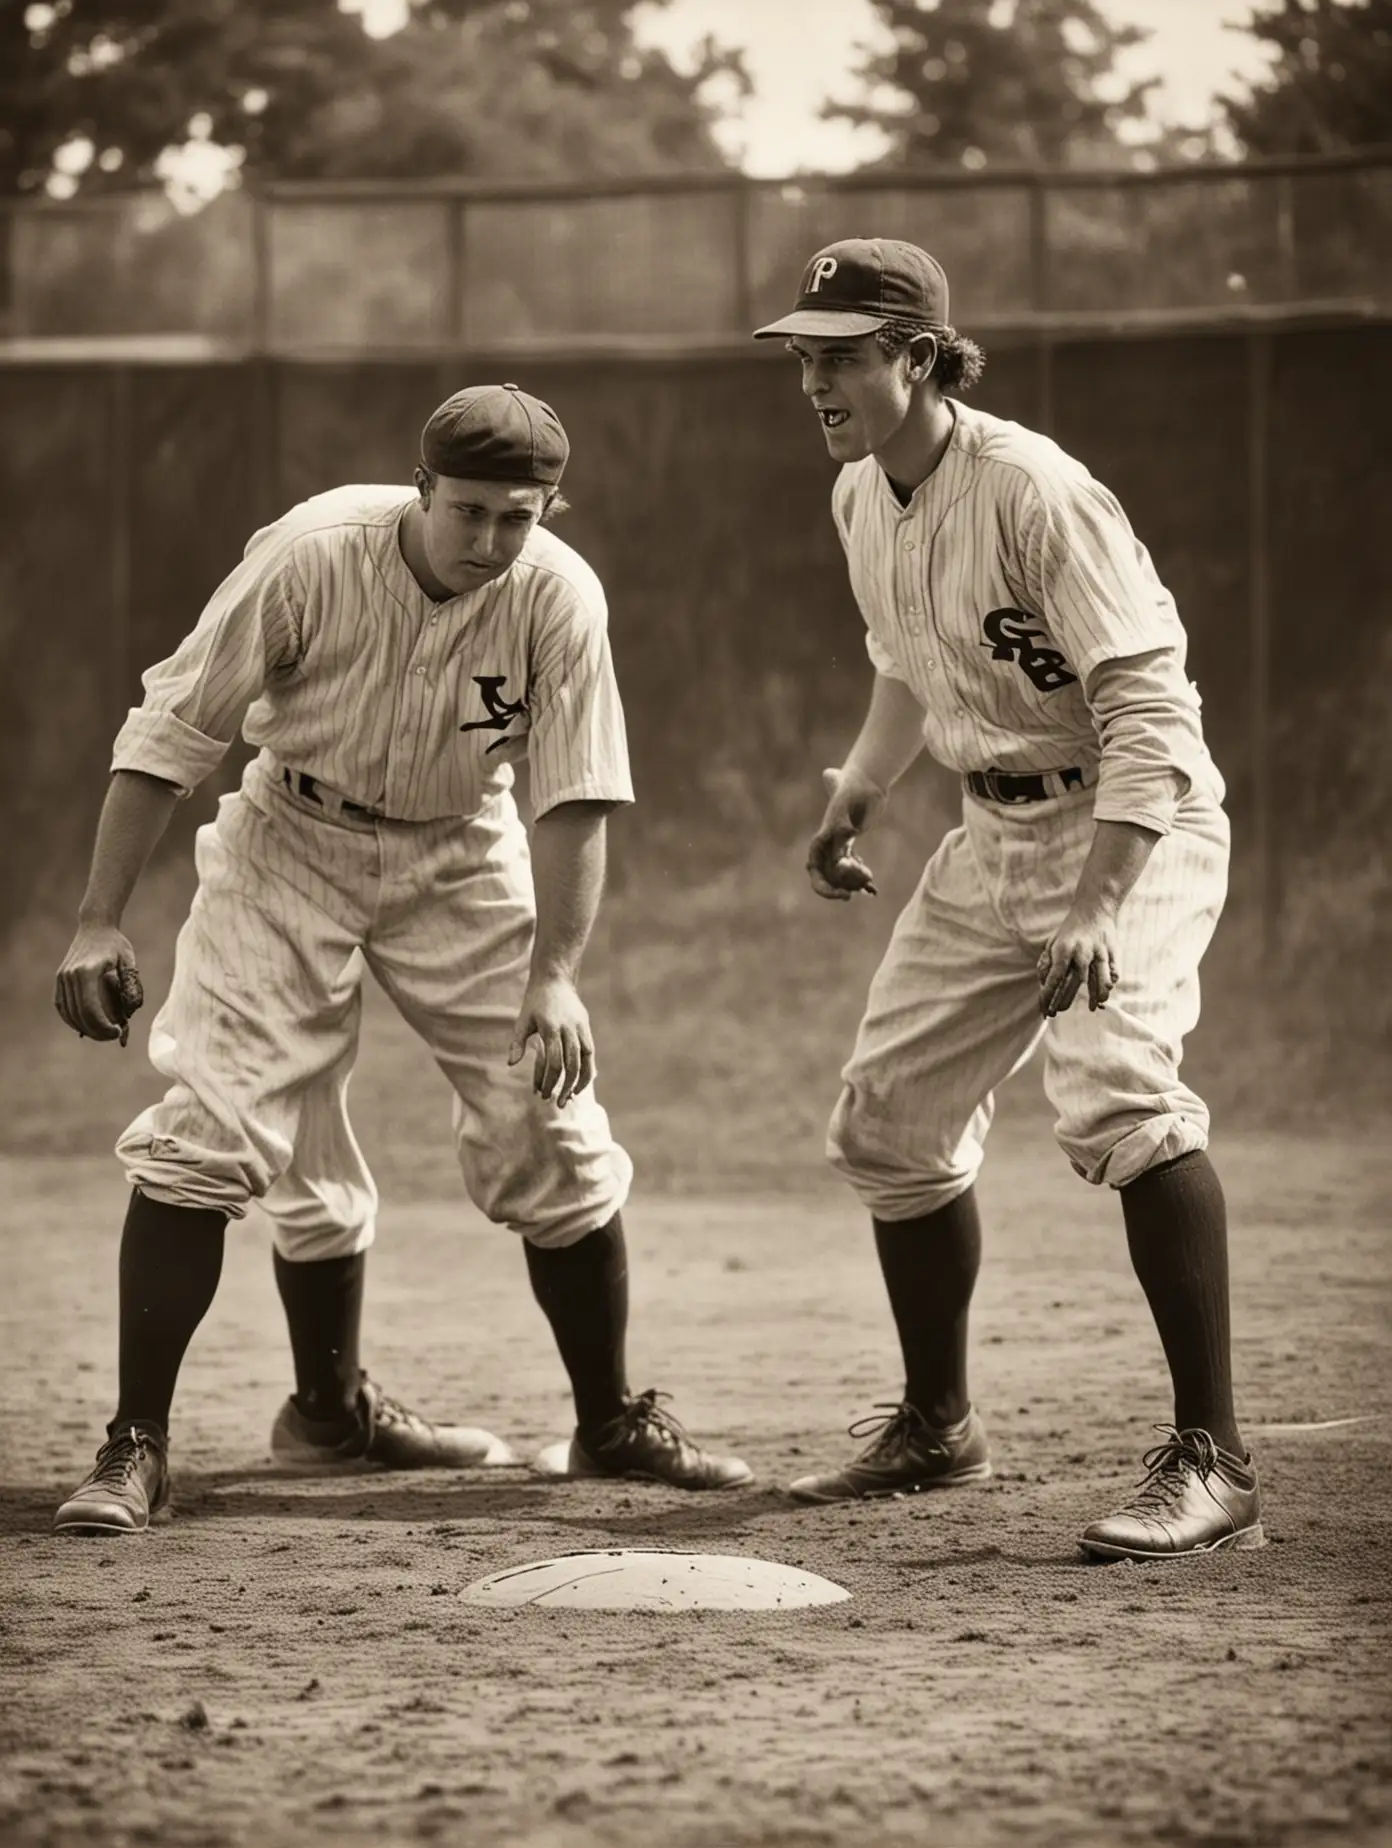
[874,319,987,394]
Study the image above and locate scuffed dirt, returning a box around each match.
[2,1115,1390,1848]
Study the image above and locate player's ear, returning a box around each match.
[415,466,434,509]
[905,332,939,384]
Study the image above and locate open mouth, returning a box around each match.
[818,408,850,429]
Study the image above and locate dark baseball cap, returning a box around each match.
[753,238,950,339]
[421,382,569,485]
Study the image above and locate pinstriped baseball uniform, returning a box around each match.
[113,484,630,821]
[112,484,634,1252]
[825,401,1231,1215]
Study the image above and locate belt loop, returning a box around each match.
[281,767,326,809]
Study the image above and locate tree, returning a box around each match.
[823,0,1157,171]
[253,2,746,181]
[1221,0,1392,155]
[0,0,744,196]
[2,0,376,195]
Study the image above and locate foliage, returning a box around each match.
[823,0,1156,170]
[1222,0,1392,155]
[1,0,744,195]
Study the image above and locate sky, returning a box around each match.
[629,0,1277,174]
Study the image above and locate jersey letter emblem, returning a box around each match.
[460,675,528,752]
[980,609,1079,693]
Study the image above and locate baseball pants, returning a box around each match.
[827,782,1230,1220]
[117,757,633,1255]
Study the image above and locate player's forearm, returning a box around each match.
[76,770,182,928]
[1069,818,1160,919]
[528,800,613,984]
[842,672,927,792]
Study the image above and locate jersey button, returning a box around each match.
[904,540,916,552]
[415,666,427,677]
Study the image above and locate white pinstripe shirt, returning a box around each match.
[112,486,634,822]
[834,402,1223,832]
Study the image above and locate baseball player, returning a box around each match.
[753,240,1261,1560]
[52,383,751,1535]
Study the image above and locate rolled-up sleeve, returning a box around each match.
[1087,648,1211,836]
[525,584,634,817]
[111,535,303,797]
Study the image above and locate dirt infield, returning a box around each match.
[3,1098,1389,1848]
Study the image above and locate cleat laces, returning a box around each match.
[617,1389,691,1451]
[359,1375,436,1440]
[1118,1425,1219,1519]
[370,1390,423,1434]
[846,1402,948,1463]
[90,1427,157,1489]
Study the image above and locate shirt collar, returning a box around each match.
[876,399,965,514]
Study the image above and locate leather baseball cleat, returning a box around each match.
[788,1402,992,1503]
[1078,1426,1264,1561]
[54,1425,171,1535]
[270,1374,516,1471]
[564,1389,753,1491]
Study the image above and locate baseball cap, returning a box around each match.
[753,239,950,339]
[420,382,569,485]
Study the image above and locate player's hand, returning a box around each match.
[1036,904,1120,1018]
[807,766,886,902]
[508,975,595,1108]
[54,924,144,1045]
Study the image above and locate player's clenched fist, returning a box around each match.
[54,925,144,1045]
[508,974,595,1108]
[807,765,886,901]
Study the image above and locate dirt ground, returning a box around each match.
[4,826,1391,1848]
[3,1076,1390,1848]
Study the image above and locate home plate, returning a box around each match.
[459,1550,851,1611]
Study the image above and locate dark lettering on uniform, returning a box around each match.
[460,675,529,751]
[980,609,1078,693]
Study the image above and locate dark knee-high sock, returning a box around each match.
[873,1187,982,1428]
[113,1190,227,1437]
[524,1214,629,1439]
[1120,1150,1244,1456]
[272,1250,365,1429]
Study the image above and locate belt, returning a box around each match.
[281,767,384,820]
[964,766,1090,805]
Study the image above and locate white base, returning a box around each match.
[460,1550,852,1612]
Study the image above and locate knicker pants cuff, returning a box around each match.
[1066,1115,1210,1190]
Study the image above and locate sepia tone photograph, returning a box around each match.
[1,1,1389,1844]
